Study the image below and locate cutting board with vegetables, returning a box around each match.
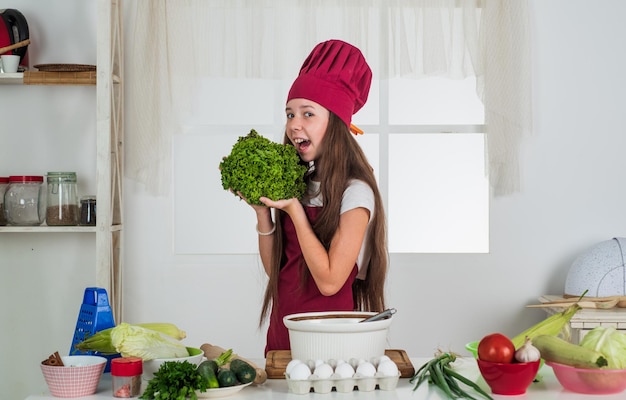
[264,349,415,378]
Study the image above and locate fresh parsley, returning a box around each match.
[140,360,208,400]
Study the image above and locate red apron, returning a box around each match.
[265,206,358,355]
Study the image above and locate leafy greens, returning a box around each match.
[579,326,626,369]
[220,129,307,205]
[140,360,208,400]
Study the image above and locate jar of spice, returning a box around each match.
[111,357,143,398]
[79,195,96,226]
[0,176,8,226]
[4,175,45,226]
[46,172,79,226]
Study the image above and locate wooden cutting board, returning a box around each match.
[265,349,415,379]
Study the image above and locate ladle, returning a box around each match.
[359,308,396,322]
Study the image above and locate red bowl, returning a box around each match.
[548,361,626,394]
[477,358,540,395]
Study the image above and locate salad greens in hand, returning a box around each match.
[220,129,307,205]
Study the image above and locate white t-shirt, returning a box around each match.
[303,179,374,279]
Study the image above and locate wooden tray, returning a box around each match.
[265,349,415,379]
[34,63,96,72]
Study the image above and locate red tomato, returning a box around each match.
[477,333,515,363]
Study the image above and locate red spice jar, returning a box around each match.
[111,357,143,398]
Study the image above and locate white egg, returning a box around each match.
[377,355,391,364]
[286,359,303,375]
[313,362,334,379]
[377,360,399,377]
[356,361,377,377]
[289,362,312,380]
[334,362,355,378]
[314,359,324,368]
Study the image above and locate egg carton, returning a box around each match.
[285,372,401,394]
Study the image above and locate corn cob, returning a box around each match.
[511,303,581,349]
[532,334,608,369]
[73,322,186,354]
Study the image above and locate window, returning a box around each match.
[173,75,488,254]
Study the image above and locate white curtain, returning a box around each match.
[126,0,531,195]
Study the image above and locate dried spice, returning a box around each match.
[46,204,79,226]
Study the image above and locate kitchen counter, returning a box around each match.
[26,357,626,399]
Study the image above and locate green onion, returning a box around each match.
[410,351,493,400]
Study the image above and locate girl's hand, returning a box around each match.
[233,190,270,213]
[259,197,300,214]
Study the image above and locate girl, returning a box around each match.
[246,40,388,354]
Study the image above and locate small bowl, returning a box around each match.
[142,347,204,380]
[40,355,107,398]
[465,341,479,358]
[548,361,626,394]
[466,340,544,373]
[477,358,540,395]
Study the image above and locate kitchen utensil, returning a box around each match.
[526,297,619,309]
[0,54,19,73]
[0,38,29,55]
[40,355,107,398]
[0,9,29,60]
[359,308,396,323]
[548,361,626,394]
[477,358,540,395]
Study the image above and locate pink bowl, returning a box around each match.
[40,355,107,398]
[548,361,626,394]
[477,359,540,395]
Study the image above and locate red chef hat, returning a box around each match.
[287,40,372,135]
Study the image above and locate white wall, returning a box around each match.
[3,1,626,399]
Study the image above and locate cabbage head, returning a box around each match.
[579,326,626,369]
[220,129,307,205]
[110,323,189,360]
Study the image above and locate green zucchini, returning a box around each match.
[217,369,238,387]
[230,359,257,384]
[197,361,219,388]
[532,334,608,369]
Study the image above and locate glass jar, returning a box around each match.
[0,176,8,226]
[46,172,79,226]
[111,357,143,398]
[79,195,96,226]
[4,175,46,226]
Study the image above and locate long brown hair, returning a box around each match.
[259,113,388,325]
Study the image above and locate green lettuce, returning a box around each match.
[220,129,307,205]
[579,326,626,369]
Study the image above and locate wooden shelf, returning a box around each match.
[0,71,95,85]
[0,71,119,85]
[0,225,121,233]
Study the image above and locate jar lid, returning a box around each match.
[8,175,44,183]
[0,177,8,183]
[80,195,96,202]
[47,172,77,182]
[111,357,143,376]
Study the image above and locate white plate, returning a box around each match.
[196,382,252,398]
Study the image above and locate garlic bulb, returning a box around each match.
[515,336,541,363]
